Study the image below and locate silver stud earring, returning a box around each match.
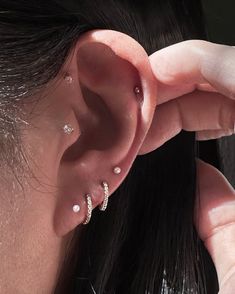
[63,124,74,135]
[73,204,81,213]
[113,167,122,175]
[64,74,73,84]
[99,181,109,211]
[134,86,141,95]
[134,86,144,104]
[83,194,93,225]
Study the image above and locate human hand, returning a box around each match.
[196,159,235,293]
[140,40,235,154]
[140,40,235,293]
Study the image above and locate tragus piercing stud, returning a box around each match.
[99,182,109,211]
[63,124,74,135]
[64,74,73,84]
[73,204,81,213]
[83,194,93,225]
[113,167,122,175]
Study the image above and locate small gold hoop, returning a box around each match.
[83,194,93,225]
[99,182,109,211]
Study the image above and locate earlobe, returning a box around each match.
[53,30,157,237]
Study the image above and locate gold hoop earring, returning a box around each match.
[99,182,109,211]
[83,194,93,225]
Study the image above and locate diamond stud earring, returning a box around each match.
[113,167,122,175]
[134,86,144,104]
[63,124,74,135]
[64,74,73,84]
[73,204,81,213]
[134,86,141,95]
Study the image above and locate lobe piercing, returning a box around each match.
[63,124,74,135]
[83,194,93,225]
[73,204,81,213]
[64,74,73,84]
[113,167,122,175]
[99,182,109,211]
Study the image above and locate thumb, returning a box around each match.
[195,159,235,289]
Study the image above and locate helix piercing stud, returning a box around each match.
[113,167,122,175]
[83,194,93,225]
[64,74,73,84]
[99,182,109,211]
[73,204,81,213]
[63,124,74,135]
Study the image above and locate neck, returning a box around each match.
[0,183,69,294]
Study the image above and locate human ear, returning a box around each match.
[54,30,157,237]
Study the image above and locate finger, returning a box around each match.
[219,274,235,294]
[139,91,235,154]
[156,81,219,104]
[195,159,235,287]
[150,40,235,104]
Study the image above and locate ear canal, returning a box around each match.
[54,30,158,237]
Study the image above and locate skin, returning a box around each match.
[0,32,234,293]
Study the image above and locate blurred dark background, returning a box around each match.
[203,0,234,44]
[202,0,235,187]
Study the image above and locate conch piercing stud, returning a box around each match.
[64,73,73,84]
[73,204,81,213]
[63,124,74,135]
[83,194,93,225]
[134,86,144,104]
[134,86,141,95]
[99,182,109,211]
[113,167,122,175]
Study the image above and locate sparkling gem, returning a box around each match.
[113,167,121,175]
[63,124,74,135]
[73,205,81,213]
[64,75,73,84]
[134,86,141,94]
